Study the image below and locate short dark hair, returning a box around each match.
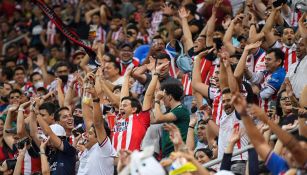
[54,107,69,121]
[9,89,22,97]
[13,66,25,75]
[221,87,231,95]
[113,85,122,92]
[184,3,197,15]
[194,148,213,159]
[267,48,285,67]
[30,72,42,82]
[39,102,57,115]
[36,87,48,95]
[154,52,170,61]
[1,67,13,80]
[53,61,70,72]
[121,96,142,113]
[107,60,121,75]
[160,80,183,101]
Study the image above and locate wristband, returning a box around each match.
[18,108,25,112]
[189,126,194,129]
[39,152,46,155]
[155,100,160,105]
[93,98,100,103]
[153,72,160,76]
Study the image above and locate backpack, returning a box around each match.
[165,40,193,74]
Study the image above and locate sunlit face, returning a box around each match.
[1,83,12,97]
[156,58,170,77]
[84,127,97,149]
[55,66,69,77]
[119,46,133,62]
[279,91,292,115]
[103,62,119,80]
[40,109,54,125]
[152,39,165,52]
[9,92,21,105]
[265,52,281,73]
[58,109,74,130]
[197,124,207,143]
[222,93,234,115]
[296,39,306,59]
[32,74,43,84]
[119,99,135,117]
[195,150,211,164]
[127,29,138,42]
[14,69,25,85]
[193,37,205,53]
[282,28,295,46]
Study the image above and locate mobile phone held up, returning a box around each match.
[273,0,287,8]
[16,137,31,149]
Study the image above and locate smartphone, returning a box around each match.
[72,124,85,137]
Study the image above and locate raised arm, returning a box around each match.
[232,93,271,160]
[261,6,282,47]
[223,15,243,55]
[36,115,63,151]
[178,7,193,52]
[13,145,27,175]
[56,78,65,108]
[91,87,107,144]
[64,74,80,108]
[85,7,100,24]
[248,104,307,166]
[191,51,212,98]
[40,137,51,175]
[206,0,220,47]
[4,105,19,150]
[234,41,262,80]
[222,55,239,93]
[16,101,31,137]
[186,115,197,151]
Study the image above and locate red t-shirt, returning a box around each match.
[110,111,150,151]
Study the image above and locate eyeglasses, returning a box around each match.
[280,97,290,101]
[10,96,20,99]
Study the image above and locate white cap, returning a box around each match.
[215,170,235,175]
[50,124,66,137]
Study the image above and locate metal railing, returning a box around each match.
[203,126,299,167]
[2,34,28,55]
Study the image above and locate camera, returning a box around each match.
[16,137,30,149]
[72,124,85,137]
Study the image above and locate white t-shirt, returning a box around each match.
[77,138,117,175]
[218,111,249,161]
[286,56,307,98]
[112,76,124,85]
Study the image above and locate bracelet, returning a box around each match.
[250,23,256,26]
[155,100,160,105]
[93,98,100,103]
[153,72,160,76]
[18,108,25,112]
[39,152,46,155]
[189,126,194,129]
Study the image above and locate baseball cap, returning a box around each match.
[50,124,66,137]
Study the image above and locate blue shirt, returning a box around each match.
[50,140,76,175]
[265,151,289,175]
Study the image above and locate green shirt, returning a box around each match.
[161,104,190,157]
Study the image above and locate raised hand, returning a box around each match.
[34,54,45,68]
[222,15,232,29]
[18,143,27,157]
[247,104,269,123]
[189,115,198,128]
[178,7,190,19]
[155,61,169,74]
[40,136,50,152]
[244,41,262,51]
[161,3,173,15]
[197,48,215,58]
[155,90,165,101]
[163,123,184,146]
[8,104,19,112]
[229,127,241,144]
[231,92,248,114]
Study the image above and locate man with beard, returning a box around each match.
[47,61,73,94]
[217,88,249,173]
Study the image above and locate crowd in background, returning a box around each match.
[0,0,307,174]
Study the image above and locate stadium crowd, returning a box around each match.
[0,0,307,174]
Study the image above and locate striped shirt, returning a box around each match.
[110,111,150,151]
[272,41,297,72]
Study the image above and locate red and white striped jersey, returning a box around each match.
[120,58,139,76]
[246,48,267,73]
[46,21,56,45]
[109,111,150,151]
[95,25,107,43]
[208,87,223,125]
[182,58,213,96]
[111,27,123,41]
[272,41,297,72]
[21,151,41,175]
